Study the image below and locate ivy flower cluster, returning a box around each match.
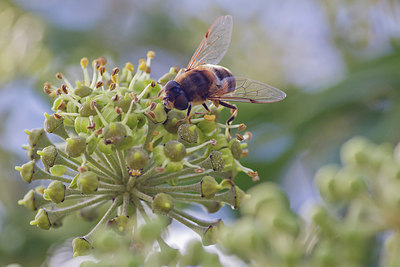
[15,52,257,257]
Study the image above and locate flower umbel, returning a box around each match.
[16,53,256,257]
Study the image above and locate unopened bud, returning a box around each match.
[65,136,87,158]
[77,171,99,194]
[177,124,198,144]
[126,147,149,170]
[103,122,127,145]
[164,140,186,162]
[152,193,174,214]
[72,237,92,257]
[30,209,51,230]
[43,181,66,203]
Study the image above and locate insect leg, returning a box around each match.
[192,103,211,118]
[219,101,237,138]
[175,104,192,129]
[202,103,211,113]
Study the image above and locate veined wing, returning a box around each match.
[209,77,286,103]
[186,15,233,70]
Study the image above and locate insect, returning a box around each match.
[161,15,286,132]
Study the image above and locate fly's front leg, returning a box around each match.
[219,101,237,138]
[175,104,192,129]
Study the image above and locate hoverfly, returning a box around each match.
[161,15,286,131]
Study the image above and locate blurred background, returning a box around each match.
[1,0,400,265]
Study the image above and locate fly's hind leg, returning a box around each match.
[219,101,238,138]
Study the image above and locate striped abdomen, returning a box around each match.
[175,64,235,105]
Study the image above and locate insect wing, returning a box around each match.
[186,15,233,70]
[209,77,286,103]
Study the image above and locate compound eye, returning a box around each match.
[174,94,189,110]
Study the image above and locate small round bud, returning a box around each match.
[165,161,183,173]
[79,101,99,117]
[152,193,174,214]
[30,209,51,230]
[158,72,176,84]
[49,165,67,177]
[78,171,99,194]
[138,216,169,242]
[149,103,167,123]
[38,145,57,171]
[153,146,167,165]
[125,113,138,129]
[18,189,46,211]
[116,95,135,113]
[15,160,35,183]
[66,136,87,158]
[43,181,66,203]
[197,119,216,134]
[126,147,149,170]
[72,237,92,257]
[163,110,186,133]
[201,176,220,198]
[44,113,62,133]
[164,140,186,162]
[209,151,225,171]
[177,124,198,144]
[108,215,129,232]
[229,140,242,160]
[202,221,223,246]
[103,122,127,145]
[74,86,92,97]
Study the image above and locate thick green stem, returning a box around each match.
[131,188,153,203]
[168,210,205,236]
[98,181,125,191]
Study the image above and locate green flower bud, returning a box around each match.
[67,101,78,113]
[93,230,125,253]
[103,122,127,145]
[229,140,242,160]
[44,113,68,139]
[72,237,92,257]
[152,193,174,214]
[314,164,340,202]
[15,160,35,183]
[149,103,167,123]
[66,136,86,157]
[164,140,186,162]
[50,165,67,176]
[210,151,225,171]
[98,140,114,155]
[124,113,138,129]
[213,134,229,151]
[202,221,223,246]
[153,146,167,165]
[37,145,57,171]
[138,216,169,242]
[18,189,48,211]
[74,117,90,134]
[102,106,120,123]
[178,124,198,144]
[108,215,130,232]
[163,110,186,133]
[158,72,176,84]
[30,209,51,230]
[165,161,183,173]
[78,171,99,194]
[234,186,247,209]
[126,147,149,170]
[116,94,135,113]
[201,176,220,198]
[74,85,92,97]
[241,182,290,216]
[43,181,66,203]
[79,100,98,117]
[86,137,98,155]
[26,128,52,149]
[136,113,147,129]
[197,119,216,135]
